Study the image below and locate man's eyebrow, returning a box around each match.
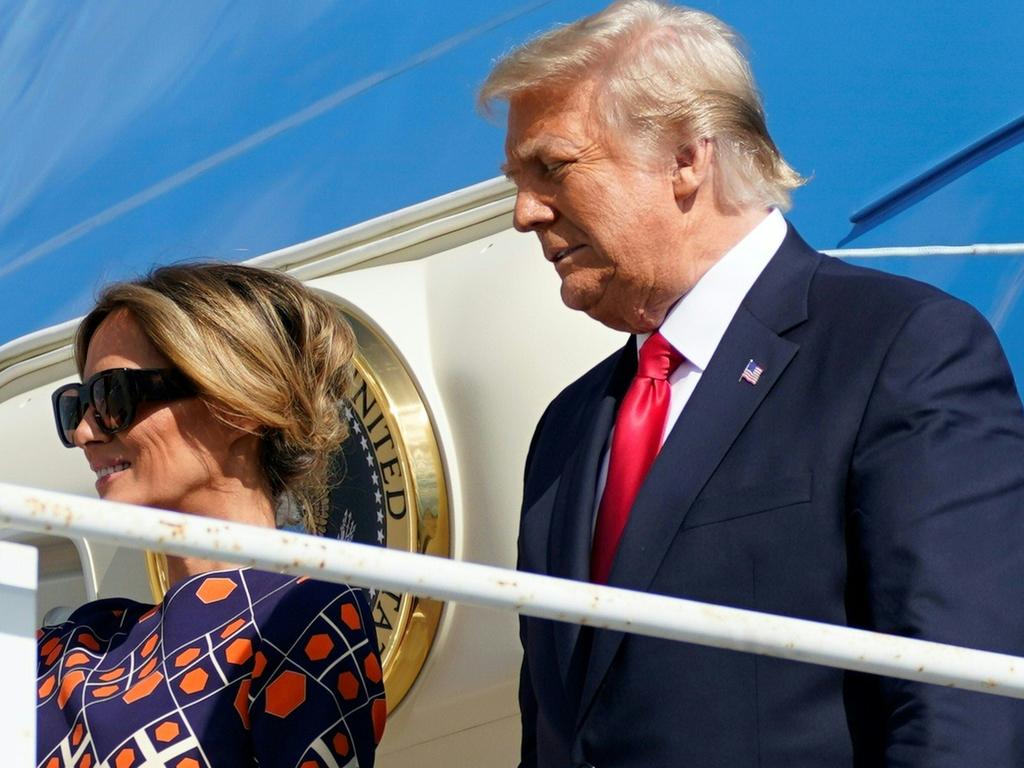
[497,154,524,182]
[507,137,542,164]
[502,135,578,178]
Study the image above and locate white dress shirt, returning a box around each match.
[593,208,788,517]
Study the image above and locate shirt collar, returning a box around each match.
[638,208,787,369]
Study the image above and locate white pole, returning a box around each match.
[2,481,1022,700]
[0,539,38,768]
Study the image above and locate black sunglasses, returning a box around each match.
[51,368,197,448]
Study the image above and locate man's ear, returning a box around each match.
[672,138,712,201]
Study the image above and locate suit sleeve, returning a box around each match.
[518,624,539,768]
[851,296,1024,766]
[517,405,551,768]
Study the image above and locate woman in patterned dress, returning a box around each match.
[37,264,386,768]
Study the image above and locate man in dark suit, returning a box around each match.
[480,1,1024,766]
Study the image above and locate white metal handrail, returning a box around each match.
[0,539,37,768]
[3,481,1023,700]
[823,243,1024,258]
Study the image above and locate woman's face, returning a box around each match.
[75,308,247,514]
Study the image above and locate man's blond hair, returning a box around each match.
[480,0,804,210]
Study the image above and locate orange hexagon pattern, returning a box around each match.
[174,647,201,668]
[115,747,137,768]
[58,670,86,709]
[340,602,361,631]
[43,641,64,666]
[140,633,159,658]
[336,671,360,701]
[363,652,382,684]
[220,618,246,639]
[98,666,125,681]
[138,606,158,622]
[195,577,237,604]
[252,651,267,678]
[36,573,386,768]
[332,732,350,757]
[372,698,387,745]
[137,657,158,680]
[226,638,253,665]
[265,670,306,718]
[155,721,180,743]
[122,672,163,704]
[180,668,209,695]
[66,651,91,668]
[304,633,334,661]
[234,679,252,729]
[38,675,55,699]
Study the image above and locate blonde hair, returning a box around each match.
[75,263,356,531]
[480,0,804,210]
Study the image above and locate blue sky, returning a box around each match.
[1,1,1022,353]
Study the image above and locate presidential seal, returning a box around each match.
[147,303,450,712]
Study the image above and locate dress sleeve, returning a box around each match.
[850,297,1024,766]
[246,581,387,767]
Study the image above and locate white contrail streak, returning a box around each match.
[0,1,551,280]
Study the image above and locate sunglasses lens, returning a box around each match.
[94,373,132,431]
[56,389,83,444]
[54,368,183,447]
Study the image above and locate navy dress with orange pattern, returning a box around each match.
[36,569,386,768]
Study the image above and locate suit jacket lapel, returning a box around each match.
[577,225,821,720]
[548,340,635,684]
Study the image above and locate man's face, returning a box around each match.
[504,83,694,333]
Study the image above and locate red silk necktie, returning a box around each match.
[591,331,683,584]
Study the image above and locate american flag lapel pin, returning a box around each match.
[739,359,764,385]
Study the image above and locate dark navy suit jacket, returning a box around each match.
[518,226,1024,767]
